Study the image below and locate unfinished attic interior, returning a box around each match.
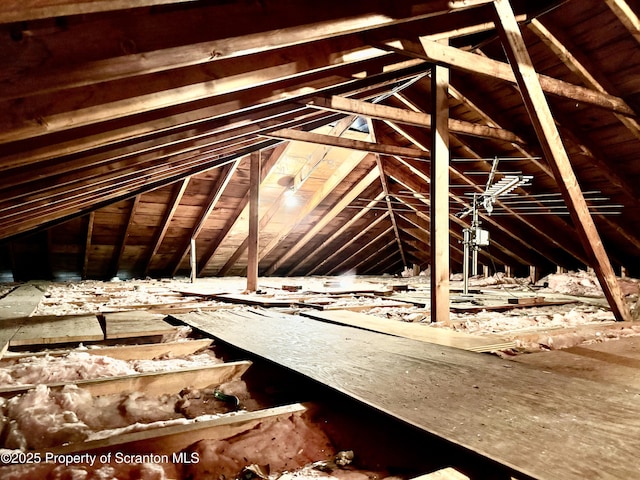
[2,0,640,478]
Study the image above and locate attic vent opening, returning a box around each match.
[329,116,369,134]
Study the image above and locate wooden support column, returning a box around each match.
[246,151,260,292]
[493,0,632,322]
[82,212,94,280]
[189,238,197,284]
[430,64,450,325]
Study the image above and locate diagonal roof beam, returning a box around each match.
[375,38,636,117]
[287,191,387,276]
[326,225,395,275]
[386,88,592,265]
[110,195,140,278]
[350,238,399,273]
[369,119,408,268]
[527,18,640,200]
[171,160,240,276]
[309,212,390,276]
[256,145,370,268]
[383,119,585,266]
[218,114,361,276]
[143,178,189,277]
[385,156,532,266]
[198,144,286,275]
[605,0,640,44]
[493,0,631,322]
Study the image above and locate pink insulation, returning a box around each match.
[0,350,221,387]
[179,412,335,479]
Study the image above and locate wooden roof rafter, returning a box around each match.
[350,237,401,273]
[110,195,140,278]
[377,116,587,266]
[287,192,387,276]
[492,0,631,322]
[264,167,380,275]
[325,224,396,276]
[384,156,535,267]
[309,213,391,276]
[143,178,189,277]
[170,160,241,277]
[200,143,288,276]
[369,119,408,268]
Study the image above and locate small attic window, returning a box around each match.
[350,116,369,133]
[329,116,369,134]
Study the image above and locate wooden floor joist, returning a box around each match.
[0,361,252,398]
[42,403,307,458]
[2,338,213,361]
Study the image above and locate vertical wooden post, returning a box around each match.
[493,0,631,322]
[247,151,261,292]
[82,211,94,280]
[430,64,451,324]
[529,265,538,283]
[190,238,197,283]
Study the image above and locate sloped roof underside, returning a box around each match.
[0,0,639,281]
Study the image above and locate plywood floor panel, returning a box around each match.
[300,309,514,352]
[10,314,104,346]
[103,311,177,339]
[174,309,640,480]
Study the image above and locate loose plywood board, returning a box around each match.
[9,314,104,346]
[300,309,514,352]
[0,284,47,319]
[213,293,298,307]
[102,311,177,339]
[0,283,48,356]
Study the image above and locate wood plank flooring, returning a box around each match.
[0,283,48,356]
[173,309,640,480]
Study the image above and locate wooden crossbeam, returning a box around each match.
[377,38,636,117]
[307,95,525,145]
[263,128,429,159]
[0,0,199,22]
[492,0,631,322]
